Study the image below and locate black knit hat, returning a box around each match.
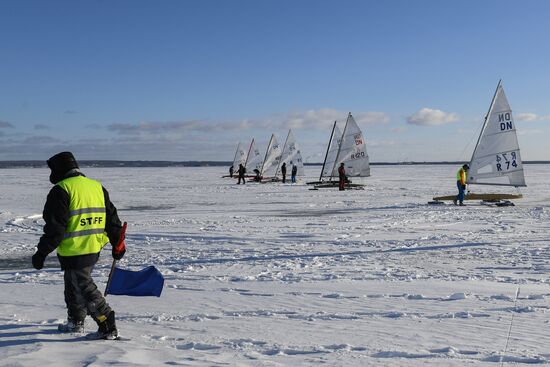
[47,152,79,184]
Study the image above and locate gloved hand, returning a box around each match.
[112,222,127,261]
[32,252,46,270]
[112,240,126,260]
[462,185,466,190]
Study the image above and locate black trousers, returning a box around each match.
[64,265,112,324]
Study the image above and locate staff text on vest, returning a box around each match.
[80,217,103,226]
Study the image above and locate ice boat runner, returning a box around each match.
[274,129,305,182]
[433,80,526,203]
[313,113,370,189]
[259,134,283,181]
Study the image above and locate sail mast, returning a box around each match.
[244,138,254,168]
[331,113,351,180]
[319,121,337,181]
[275,129,291,178]
[469,79,502,167]
[231,142,241,167]
[260,134,274,176]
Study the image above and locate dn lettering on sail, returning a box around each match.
[498,112,513,131]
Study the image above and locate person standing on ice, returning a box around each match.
[237,163,246,184]
[31,152,125,340]
[291,163,298,183]
[338,162,346,191]
[454,164,469,206]
[229,165,234,178]
[281,162,287,183]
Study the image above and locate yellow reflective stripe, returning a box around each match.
[63,228,106,239]
[69,207,106,217]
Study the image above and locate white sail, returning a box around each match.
[331,113,370,177]
[277,130,305,177]
[292,149,304,177]
[261,134,282,178]
[321,124,343,179]
[467,81,526,187]
[245,139,263,173]
[232,142,246,168]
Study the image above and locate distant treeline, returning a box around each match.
[2,160,550,169]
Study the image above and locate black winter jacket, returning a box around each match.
[36,171,123,269]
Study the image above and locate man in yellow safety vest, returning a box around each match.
[454,164,469,206]
[32,152,125,340]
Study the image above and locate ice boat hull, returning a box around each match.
[432,193,522,201]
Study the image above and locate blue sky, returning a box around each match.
[1,0,549,162]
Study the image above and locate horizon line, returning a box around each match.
[2,160,550,168]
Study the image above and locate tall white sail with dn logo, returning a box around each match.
[232,142,246,169]
[331,113,370,177]
[276,129,305,178]
[322,122,343,180]
[260,134,282,178]
[245,139,263,173]
[467,80,526,187]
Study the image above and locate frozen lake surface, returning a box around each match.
[1,165,549,366]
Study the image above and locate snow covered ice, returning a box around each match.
[1,165,549,366]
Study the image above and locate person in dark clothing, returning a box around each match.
[32,152,124,340]
[229,165,234,178]
[291,163,298,183]
[338,163,346,191]
[253,169,262,182]
[281,162,287,183]
[237,163,246,184]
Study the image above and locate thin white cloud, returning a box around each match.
[107,120,229,135]
[106,109,390,136]
[390,126,407,133]
[407,108,459,126]
[368,139,397,147]
[21,136,61,144]
[516,113,550,122]
[456,128,476,135]
[518,128,545,136]
[356,111,390,125]
[240,109,390,132]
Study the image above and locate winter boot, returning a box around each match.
[86,311,118,340]
[459,202,465,206]
[453,198,458,205]
[58,318,85,333]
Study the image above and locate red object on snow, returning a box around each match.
[113,222,127,257]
